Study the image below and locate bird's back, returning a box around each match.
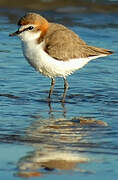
[43,23,113,61]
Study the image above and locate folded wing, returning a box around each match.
[45,23,113,61]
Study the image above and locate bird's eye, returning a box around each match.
[28,26,34,30]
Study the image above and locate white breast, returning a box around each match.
[22,40,105,78]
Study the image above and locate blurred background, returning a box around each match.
[0,0,118,12]
[0,0,118,180]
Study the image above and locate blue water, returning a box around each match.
[0,8,118,180]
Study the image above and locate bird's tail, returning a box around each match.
[89,46,113,56]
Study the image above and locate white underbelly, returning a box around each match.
[22,41,102,78]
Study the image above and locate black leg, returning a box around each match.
[62,78,69,103]
[48,78,55,99]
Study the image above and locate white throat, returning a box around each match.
[18,28,41,42]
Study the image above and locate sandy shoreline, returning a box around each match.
[0,0,118,12]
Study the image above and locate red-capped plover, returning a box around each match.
[9,13,113,102]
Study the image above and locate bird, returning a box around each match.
[9,12,113,102]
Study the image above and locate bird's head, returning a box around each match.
[9,13,49,42]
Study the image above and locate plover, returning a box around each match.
[9,13,113,102]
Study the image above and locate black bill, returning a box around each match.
[9,30,21,36]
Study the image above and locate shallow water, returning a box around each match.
[0,7,118,180]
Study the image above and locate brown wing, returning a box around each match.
[44,23,113,61]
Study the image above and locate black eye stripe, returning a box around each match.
[21,26,34,32]
[18,26,34,34]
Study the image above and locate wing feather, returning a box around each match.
[44,23,113,61]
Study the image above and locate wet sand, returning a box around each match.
[0,0,118,12]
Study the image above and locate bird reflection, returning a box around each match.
[16,106,107,178]
[47,100,67,117]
